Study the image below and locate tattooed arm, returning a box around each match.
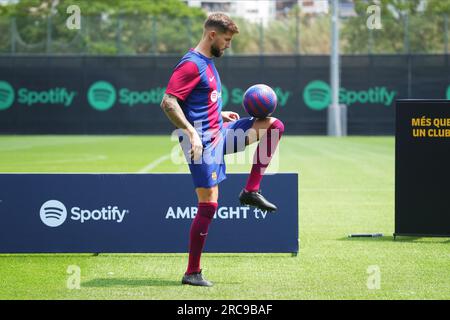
[160,93,203,161]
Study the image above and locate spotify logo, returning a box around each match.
[40,200,67,227]
[87,81,117,111]
[446,85,450,100]
[303,80,396,110]
[0,81,15,111]
[303,80,331,111]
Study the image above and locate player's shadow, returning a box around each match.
[338,235,450,244]
[82,278,180,288]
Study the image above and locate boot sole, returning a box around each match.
[181,280,213,287]
[239,200,277,212]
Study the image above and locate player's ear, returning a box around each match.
[208,29,217,41]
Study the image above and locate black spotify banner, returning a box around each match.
[0,55,449,135]
[395,100,450,237]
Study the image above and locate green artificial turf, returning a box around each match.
[0,135,448,299]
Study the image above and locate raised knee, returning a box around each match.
[270,118,285,135]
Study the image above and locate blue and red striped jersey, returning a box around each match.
[165,49,223,144]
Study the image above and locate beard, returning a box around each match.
[211,44,223,58]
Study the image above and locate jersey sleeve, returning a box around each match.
[165,61,201,101]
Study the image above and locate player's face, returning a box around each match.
[210,31,234,58]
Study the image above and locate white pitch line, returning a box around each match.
[138,154,171,173]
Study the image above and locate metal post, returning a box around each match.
[329,0,343,136]
[151,16,157,55]
[259,18,264,55]
[405,13,411,98]
[84,15,89,54]
[445,15,448,55]
[46,14,52,53]
[116,13,122,54]
[295,7,300,55]
[407,54,412,98]
[10,17,16,54]
[403,13,410,54]
[186,16,192,49]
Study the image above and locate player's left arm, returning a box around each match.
[221,111,240,122]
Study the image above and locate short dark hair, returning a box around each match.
[204,13,239,34]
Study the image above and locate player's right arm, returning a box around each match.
[160,94,203,161]
[162,60,204,161]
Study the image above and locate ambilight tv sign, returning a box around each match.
[0,173,299,253]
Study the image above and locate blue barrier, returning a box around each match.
[0,173,298,253]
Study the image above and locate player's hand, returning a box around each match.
[189,130,203,162]
[221,111,240,122]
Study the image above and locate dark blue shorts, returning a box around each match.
[184,117,256,189]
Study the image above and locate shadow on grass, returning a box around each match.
[338,235,450,244]
[0,253,299,258]
[200,252,300,259]
[82,278,181,288]
[82,278,242,287]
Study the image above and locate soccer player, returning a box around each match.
[160,13,285,287]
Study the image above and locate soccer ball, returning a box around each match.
[242,84,277,119]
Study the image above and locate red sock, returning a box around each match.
[186,202,218,275]
[245,119,285,192]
